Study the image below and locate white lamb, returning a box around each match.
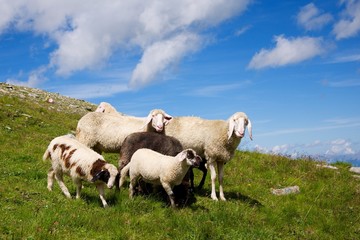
[43,135,119,207]
[120,148,202,207]
[76,109,172,153]
[164,112,252,201]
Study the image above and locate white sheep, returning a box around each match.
[76,109,172,153]
[95,102,125,116]
[119,148,202,207]
[43,135,119,207]
[164,112,252,201]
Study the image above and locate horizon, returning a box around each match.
[1,1,360,166]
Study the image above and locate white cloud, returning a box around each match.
[330,54,360,63]
[248,35,326,69]
[297,3,333,31]
[0,0,251,88]
[257,121,360,137]
[235,25,251,36]
[333,0,360,39]
[254,139,358,163]
[325,139,355,155]
[130,33,201,88]
[323,79,360,87]
[6,66,48,87]
[190,81,252,96]
[48,82,130,99]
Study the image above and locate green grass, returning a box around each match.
[1,91,360,239]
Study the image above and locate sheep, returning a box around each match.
[119,148,202,207]
[95,102,125,116]
[118,132,192,206]
[76,109,172,153]
[118,132,183,170]
[164,112,252,201]
[42,135,119,207]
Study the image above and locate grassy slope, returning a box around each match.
[0,85,359,239]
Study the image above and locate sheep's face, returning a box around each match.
[95,103,106,113]
[105,164,120,189]
[180,149,202,168]
[228,112,252,140]
[91,164,119,189]
[145,109,172,132]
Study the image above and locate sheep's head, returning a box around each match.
[178,149,202,168]
[91,164,119,189]
[227,112,252,140]
[95,102,117,114]
[143,109,172,132]
[105,164,120,189]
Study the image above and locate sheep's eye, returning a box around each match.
[187,150,194,159]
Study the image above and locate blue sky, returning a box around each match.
[1,0,360,165]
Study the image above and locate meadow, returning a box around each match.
[1,84,359,239]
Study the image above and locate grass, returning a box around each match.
[1,90,360,239]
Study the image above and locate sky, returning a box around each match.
[1,0,360,165]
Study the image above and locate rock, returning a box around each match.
[271,186,300,195]
[316,164,338,170]
[349,167,360,174]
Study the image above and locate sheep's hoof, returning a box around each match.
[211,195,219,201]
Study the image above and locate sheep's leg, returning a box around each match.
[208,162,218,201]
[55,171,71,198]
[74,179,82,199]
[161,181,176,207]
[47,167,55,191]
[217,161,226,201]
[197,162,208,190]
[189,168,195,191]
[119,164,130,189]
[96,183,108,208]
[129,176,137,199]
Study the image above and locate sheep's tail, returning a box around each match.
[42,148,50,162]
[119,164,130,189]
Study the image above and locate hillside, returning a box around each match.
[0,82,360,239]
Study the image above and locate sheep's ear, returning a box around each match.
[228,118,235,140]
[91,170,110,183]
[177,151,188,162]
[140,114,153,130]
[247,118,253,140]
[164,113,173,125]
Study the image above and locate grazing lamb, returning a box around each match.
[43,135,119,207]
[95,102,125,116]
[120,148,202,207]
[164,112,252,201]
[76,109,172,153]
[118,132,192,205]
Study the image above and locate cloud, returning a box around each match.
[130,33,201,88]
[333,0,360,39]
[235,25,251,36]
[0,0,251,88]
[190,81,252,96]
[330,53,360,63]
[248,35,326,69]
[257,121,360,137]
[297,3,333,31]
[322,79,360,87]
[6,66,48,87]
[325,139,355,155]
[254,139,358,163]
[47,82,130,99]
